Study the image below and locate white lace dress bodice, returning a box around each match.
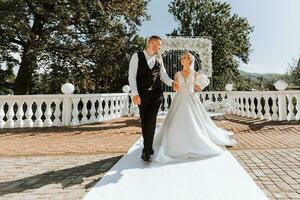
[177,71,195,93]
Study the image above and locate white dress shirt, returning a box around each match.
[128,50,174,98]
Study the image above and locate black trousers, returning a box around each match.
[138,89,163,154]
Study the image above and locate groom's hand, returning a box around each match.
[132,95,141,105]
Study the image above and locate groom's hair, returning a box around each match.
[147,35,162,45]
[149,35,162,41]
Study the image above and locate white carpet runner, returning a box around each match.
[83,115,268,200]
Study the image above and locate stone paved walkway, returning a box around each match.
[0,115,299,200]
[217,115,300,200]
[0,154,122,200]
[0,118,141,156]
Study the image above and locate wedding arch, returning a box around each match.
[155,36,213,91]
[159,36,213,76]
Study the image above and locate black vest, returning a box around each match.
[136,51,162,93]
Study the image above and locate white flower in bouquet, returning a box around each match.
[195,73,210,90]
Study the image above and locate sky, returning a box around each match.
[139,0,300,74]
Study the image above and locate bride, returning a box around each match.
[152,51,236,163]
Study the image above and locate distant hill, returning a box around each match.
[238,70,289,83]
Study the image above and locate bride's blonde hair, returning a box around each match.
[181,51,193,65]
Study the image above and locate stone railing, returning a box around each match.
[0,93,129,129]
[1,90,299,129]
[159,91,300,121]
[159,91,228,112]
[228,91,300,121]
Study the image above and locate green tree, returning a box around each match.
[0,64,15,94]
[0,0,149,94]
[290,58,300,87]
[169,0,253,90]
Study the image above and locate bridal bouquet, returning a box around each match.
[195,73,210,90]
[203,100,231,113]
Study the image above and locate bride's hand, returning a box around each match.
[172,81,180,92]
[172,85,179,92]
[194,84,201,92]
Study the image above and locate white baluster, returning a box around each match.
[264,95,272,121]
[71,98,80,126]
[25,101,34,127]
[97,97,104,122]
[121,95,129,116]
[245,96,251,118]
[34,101,43,127]
[15,101,24,128]
[295,94,300,120]
[0,101,6,128]
[257,97,263,119]
[278,93,287,121]
[241,97,246,116]
[232,96,237,114]
[230,95,235,114]
[216,93,219,102]
[227,93,233,114]
[208,93,213,102]
[286,94,294,121]
[120,96,125,117]
[104,97,110,120]
[271,94,278,121]
[5,101,15,128]
[115,97,121,117]
[81,98,89,124]
[250,96,256,118]
[238,97,242,116]
[110,96,116,119]
[117,96,122,117]
[53,99,62,126]
[90,98,97,122]
[119,96,123,116]
[44,100,53,127]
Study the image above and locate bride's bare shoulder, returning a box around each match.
[174,71,181,77]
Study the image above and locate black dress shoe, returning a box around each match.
[141,152,152,162]
[150,149,154,155]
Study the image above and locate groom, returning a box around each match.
[128,35,179,162]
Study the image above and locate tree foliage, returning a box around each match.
[0,64,15,94]
[169,0,253,90]
[0,0,149,94]
[289,58,300,87]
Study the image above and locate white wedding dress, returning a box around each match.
[153,71,236,163]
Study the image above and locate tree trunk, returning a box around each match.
[13,10,44,95]
[13,44,37,95]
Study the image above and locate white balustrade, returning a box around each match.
[73,93,129,125]
[0,90,299,129]
[229,91,300,121]
[0,93,129,129]
[160,91,228,112]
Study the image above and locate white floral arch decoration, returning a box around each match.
[158,36,213,77]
